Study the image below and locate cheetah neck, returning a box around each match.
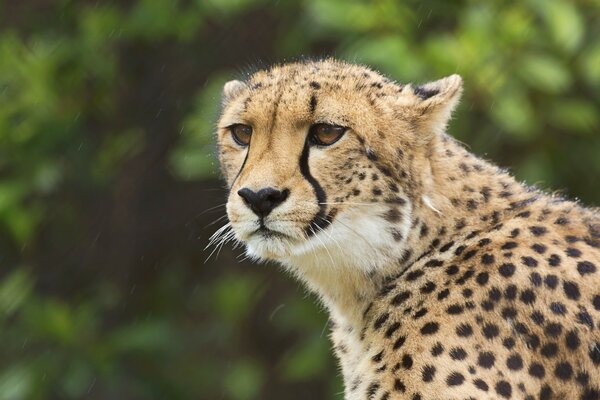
[286,135,536,330]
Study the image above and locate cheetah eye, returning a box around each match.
[308,123,347,146]
[229,124,252,146]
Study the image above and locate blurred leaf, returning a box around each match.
[0,269,32,318]
[110,321,174,353]
[213,275,262,323]
[541,1,584,53]
[518,54,572,93]
[0,365,33,400]
[580,42,600,85]
[280,335,330,381]
[548,99,599,134]
[223,359,264,400]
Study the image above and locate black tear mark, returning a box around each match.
[309,94,317,113]
[310,81,321,89]
[413,86,440,100]
[299,140,332,236]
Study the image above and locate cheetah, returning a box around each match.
[214,59,600,400]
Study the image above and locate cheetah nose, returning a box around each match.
[237,187,290,218]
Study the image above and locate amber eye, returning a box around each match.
[308,123,347,146]
[229,124,252,146]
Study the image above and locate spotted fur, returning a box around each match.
[216,59,600,400]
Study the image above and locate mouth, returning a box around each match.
[251,221,292,240]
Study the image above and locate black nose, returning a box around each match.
[237,187,290,217]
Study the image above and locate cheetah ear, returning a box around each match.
[222,80,247,106]
[406,74,463,142]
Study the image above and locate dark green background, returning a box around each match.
[1,0,600,398]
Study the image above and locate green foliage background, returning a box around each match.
[1,0,600,398]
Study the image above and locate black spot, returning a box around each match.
[520,289,536,304]
[393,379,405,392]
[550,302,567,315]
[431,342,444,356]
[565,329,580,350]
[482,323,500,339]
[503,337,515,349]
[528,362,545,378]
[391,291,411,305]
[577,261,597,275]
[309,81,321,89]
[437,288,450,300]
[385,322,401,338]
[531,311,545,325]
[506,354,523,370]
[449,347,467,360]
[499,263,515,277]
[421,365,435,382]
[566,247,582,258]
[530,272,542,286]
[463,249,478,260]
[309,95,317,112]
[576,308,594,328]
[402,354,413,369]
[593,295,600,311]
[540,342,558,358]
[504,284,517,300]
[502,241,518,250]
[488,287,502,302]
[554,361,573,380]
[440,241,454,252]
[539,385,552,400]
[474,379,489,392]
[521,256,538,267]
[373,313,389,330]
[476,272,489,285]
[548,254,561,266]
[372,350,384,363]
[563,280,581,300]
[495,381,512,399]
[477,352,495,368]
[420,281,436,294]
[544,274,558,289]
[413,307,428,319]
[393,336,406,350]
[446,304,464,315]
[446,372,465,386]
[531,243,547,254]
[456,323,473,337]
[545,322,562,337]
[420,322,439,335]
[406,269,424,281]
[482,254,495,265]
[529,226,547,236]
[502,307,517,319]
[446,265,459,275]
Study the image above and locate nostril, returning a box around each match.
[237,188,254,205]
[236,187,290,217]
[267,188,290,203]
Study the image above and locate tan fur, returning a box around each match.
[215,59,600,400]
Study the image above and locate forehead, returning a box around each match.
[225,61,399,128]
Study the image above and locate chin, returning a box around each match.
[245,235,297,260]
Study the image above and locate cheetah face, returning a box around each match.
[216,60,461,269]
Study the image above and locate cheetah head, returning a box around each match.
[216,60,462,274]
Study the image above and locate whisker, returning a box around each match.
[204,214,228,229]
[196,202,228,217]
